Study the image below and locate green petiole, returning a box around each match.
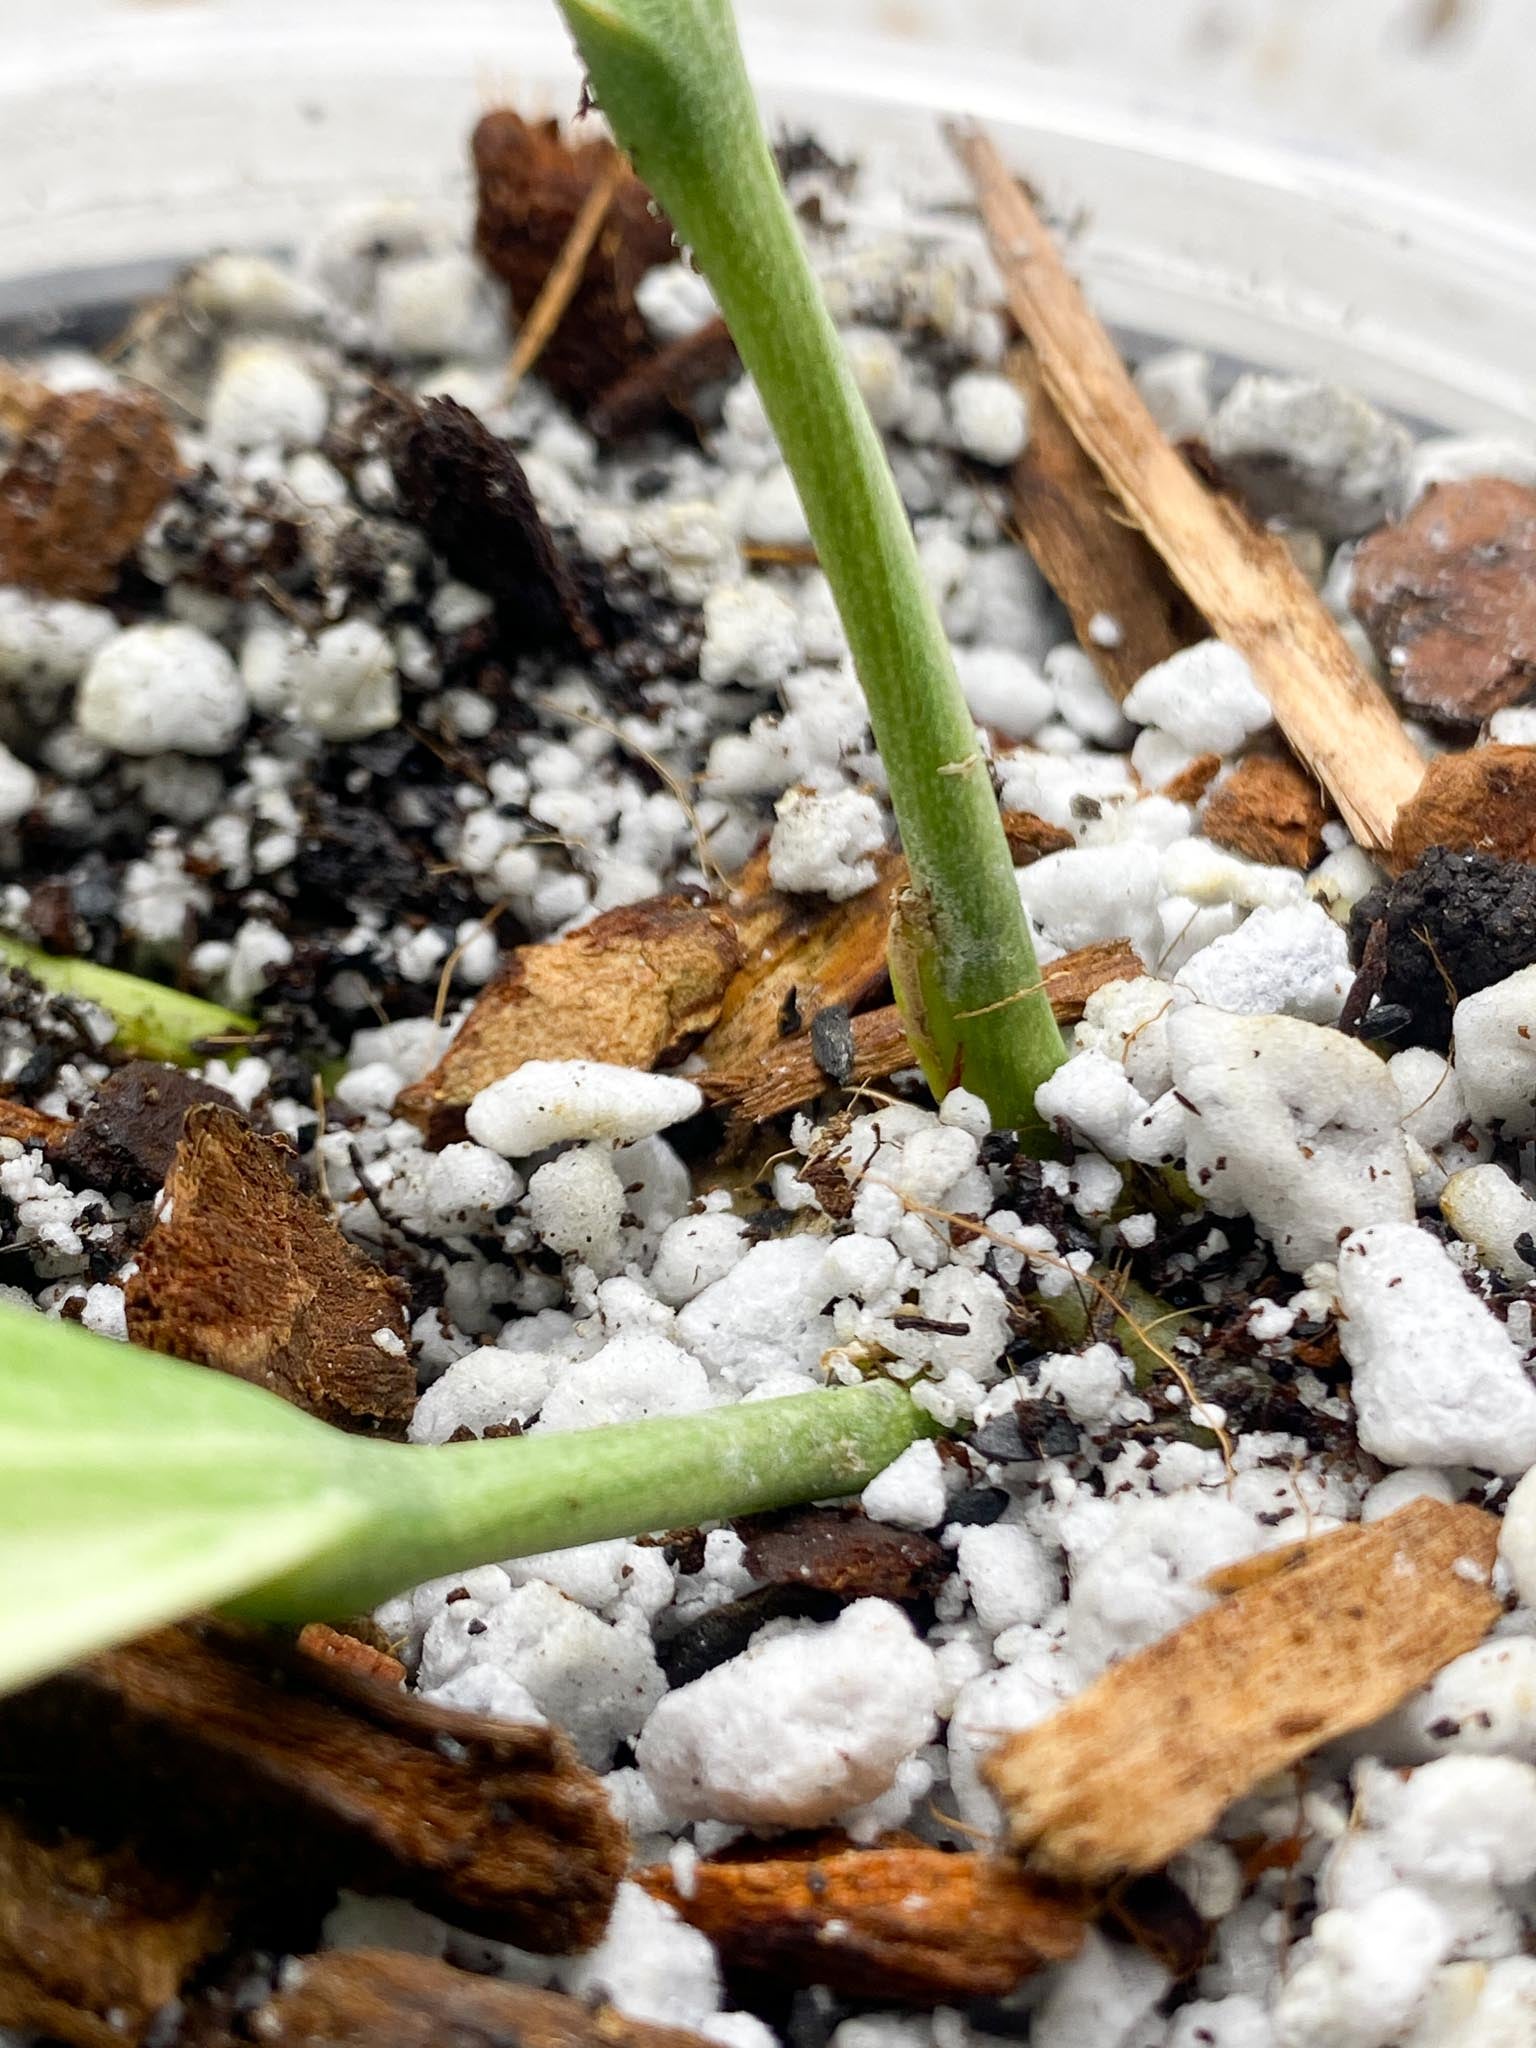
[1,1306,938,1697]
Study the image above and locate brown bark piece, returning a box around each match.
[985,1499,1501,1883]
[0,1620,625,1954]
[1006,344,1200,698]
[1351,478,1536,727]
[0,1807,229,2048]
[1159,753,1224,805]
[1389,742,1536,869]
[1201,754,1329,868]
[473,110,675,419]
[378,389,598,653]
[590,316,741,439]
[1001,807,1076,863]
[695,849,904,1072]
[56,1059,238,1199]
[736,1506,947,1603]
[231,1950,711,2048]
[122,1105,413,1431]
[701,937,1142,1124]
[639,1846,1087,2002]
[0,386,180,601]
[396,896,741,1143]
[0,1093,71,1152]
[296,1621,406,1689]
[953,126,1426,854]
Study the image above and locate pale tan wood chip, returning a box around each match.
[985,1499,1501,1883]
[951,124,1426,855]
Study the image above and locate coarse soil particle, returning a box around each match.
[734,1505,949,1604]
[377,389,600,655]
[1351,477,1536,727]
[55,1060,240,1201]
[1201,752,1329,869]
[1350,844,1536,1049]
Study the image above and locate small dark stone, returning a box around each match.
[969,1403,1082,1463]
[655,1585,838,1689]
[1349,845,1536,1049]
[942,1484,1012,1527]
[809,1003,855,1086]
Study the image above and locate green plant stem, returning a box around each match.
[554,0,1064,1136]
[235,1379,938,1620]
[0,934,255,1065]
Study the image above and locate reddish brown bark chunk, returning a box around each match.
[231,1950,712,2048]
[736,1506,947,1604]
[396,896,741,1143]
[640,1845,1087,2002]
[123,1105,413,1431]
[473,110,675,418]
[0,1808,229,2048]
[1201,753,1329,868]
[986,1500,1501,1882]
[1390,742,1536,869]
[1351,478,1536,726]
[0,386,180,601]
[0,1620,626,1957]
[1001,808,1076,864]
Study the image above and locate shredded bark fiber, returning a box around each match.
[396,895,741,1143]
[0,385,180,601]
[952,123,1426,854]
[1351,477,1536,726]
[700,939,1142,1123]
[0,1620,625,1956]
[985,1499,1502,1883]
[1200,753,1329,869]
[473,110,675,419]
[219,1950,714,2048]
[1004,344,1200,698]
[695,848,904,1071]
[0,1806,230,2048]
[1388,742,1536,870]
[639,1844,1087,2002]
[122,1105,414,1431]
[0,1093,71,1152]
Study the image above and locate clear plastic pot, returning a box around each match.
[4,1,1536,431]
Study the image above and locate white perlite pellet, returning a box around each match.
[1168,1008,1413,1270]
[1122,639,1273,756]
[466,1061,703,1156]
[1452,965,1536,1136]
[1337,1222,1536,1472]
[637,1599,940,1827]
[76,623,248,757]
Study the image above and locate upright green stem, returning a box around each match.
[555,0,1064,1134]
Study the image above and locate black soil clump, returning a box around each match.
[1349,844,1536,1049]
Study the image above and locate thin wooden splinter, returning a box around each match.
[504,151,628,397]
[950,123,1427,855]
